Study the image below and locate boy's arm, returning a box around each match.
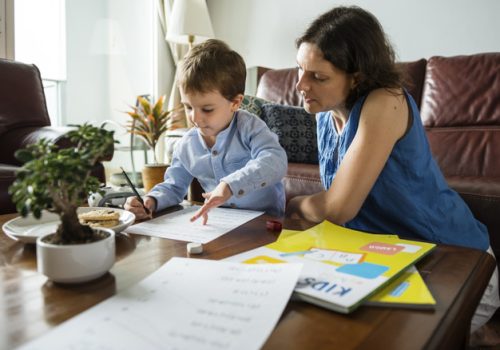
[147,150,194,211]
[221,117,287,198]
[190,181,232,224]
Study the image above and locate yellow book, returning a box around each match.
[367,265,436,309]
[228,221,435,314]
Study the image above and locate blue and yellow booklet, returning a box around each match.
[228,221,436,314]
[366,265,436,309]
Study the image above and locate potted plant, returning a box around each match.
[125,95,175,192]
[9,124,116,283]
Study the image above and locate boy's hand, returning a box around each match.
[190,182,233,225]
[124,196,155,220]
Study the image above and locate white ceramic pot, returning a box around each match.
[36,228,115,283]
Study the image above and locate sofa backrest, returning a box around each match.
[420,53,500,179]
[256,59,428,109]
[0,59,51,136]
[257,68,302,106]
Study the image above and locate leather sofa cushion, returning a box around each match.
[397,58,427,106]
[447,175,500,258]
[0,165,19,214]
[421,53,500,127]
[422,54,500,179]
[0,59,51,136]
[257,68,302,106]
[426,127,500,177]
[284,163,322,203]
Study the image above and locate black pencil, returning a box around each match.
[120,167,151,214]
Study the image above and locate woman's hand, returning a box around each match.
[124,196,155,220]
[190,182,233,225]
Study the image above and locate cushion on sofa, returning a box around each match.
[261,103,318,164]
[421,53,500,178]
[256,68,302,106]
[397,58,427,106]
[0,59,51,136]
[240,95,270,118]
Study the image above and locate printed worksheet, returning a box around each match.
[20,258,302,350]
[124,206,264,243]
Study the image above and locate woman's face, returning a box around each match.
[296,42,354,114]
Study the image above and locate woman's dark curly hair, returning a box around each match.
[296,6,404,110]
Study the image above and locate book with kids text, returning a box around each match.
[228,221,436,313]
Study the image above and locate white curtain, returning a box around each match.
[157,0,190,130]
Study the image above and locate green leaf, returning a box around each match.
[15,149,34,163]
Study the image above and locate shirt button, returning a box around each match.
[230,203,237,208]
[212,150,218,156]
[261,182,266,187]
[238,189,244,196]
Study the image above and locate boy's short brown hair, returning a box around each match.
[177,39,246,101]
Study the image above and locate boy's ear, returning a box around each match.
[231,94,244,112]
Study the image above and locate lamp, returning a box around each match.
[166,0,214,49]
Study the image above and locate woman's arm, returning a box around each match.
[286,89,409,224]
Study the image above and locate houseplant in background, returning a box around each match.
[125,95,175,192]
[9,124,117,283]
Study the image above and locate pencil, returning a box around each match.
[120,167,151,215]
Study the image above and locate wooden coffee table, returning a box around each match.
[0,207,495,349]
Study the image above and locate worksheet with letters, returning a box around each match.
[20,258,302,350]
[125,206,263,243]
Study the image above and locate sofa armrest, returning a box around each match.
[446,176,500,258]
[0,126,74,165]
[284,163,323,203]
[0,125,113,166]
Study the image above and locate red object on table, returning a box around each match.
[266,220,282,232]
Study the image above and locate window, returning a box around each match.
[13,0,154,128]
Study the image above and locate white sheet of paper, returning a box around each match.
[20,258,302,350]
[124,206,264,243]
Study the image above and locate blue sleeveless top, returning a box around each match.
[316,91,489,250]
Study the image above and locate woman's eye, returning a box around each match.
[314,74,327,81]
[202,109,214,113]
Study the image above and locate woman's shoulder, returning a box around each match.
[362,88,407,119]
[359,88,408,137]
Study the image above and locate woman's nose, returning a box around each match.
[296,74,309,94]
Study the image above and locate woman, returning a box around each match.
[286,6,499,336]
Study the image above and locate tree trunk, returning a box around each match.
[52,207,94,244]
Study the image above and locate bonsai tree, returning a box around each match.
[9,124,115,245]
[125,95,174,165]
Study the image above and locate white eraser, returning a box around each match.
[187,242,203,254]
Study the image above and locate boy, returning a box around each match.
[125,39,287,223]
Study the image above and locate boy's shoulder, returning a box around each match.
[172,128,200,152]
[235,109,266,129]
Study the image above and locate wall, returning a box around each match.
[65,0,157,179]
[207,0,500,69]
[0,0,5,58]
[65,0,154,126]
[65,0,108,126]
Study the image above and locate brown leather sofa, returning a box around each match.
[255,53,500,263]
[0,58,109,214]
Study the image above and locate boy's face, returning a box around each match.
[180,89,243,143]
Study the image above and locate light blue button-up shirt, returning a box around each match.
[148,110,287,217]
